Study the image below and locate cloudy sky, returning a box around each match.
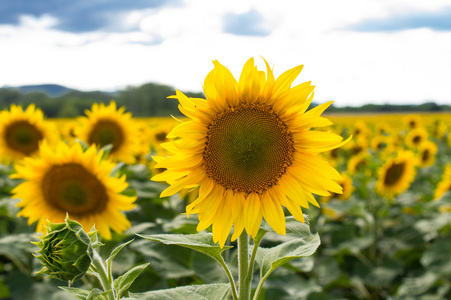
[0,0,450,106]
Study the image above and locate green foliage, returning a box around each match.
[129,283,231,300]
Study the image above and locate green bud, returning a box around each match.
[33,217,97,283]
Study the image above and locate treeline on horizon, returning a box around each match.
[0,83,450,118]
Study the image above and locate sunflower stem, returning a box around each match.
[217,255,238,300]
[91,250,115,300]
[238,232,250,300]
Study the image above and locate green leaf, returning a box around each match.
[420,239,451,276]
[0,233,38,267]
[137,233,232,262]
[129,283,231,300]
[254,216,320,288]
[258,233,320,280]
[106,239,134,283]
[130,240,195,279]
[396,272,439,297]
[99,144,113,160]
[106,239,134,269]
[59,287,90,300]
[86,288,109,300]
[114,263,150,299]
[111,162,126,177]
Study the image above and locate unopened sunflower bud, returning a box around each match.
[33,218,96,283]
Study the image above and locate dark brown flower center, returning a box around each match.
[421,149,430,163]
[203,104,294,195]
[88,120,124,153]
[4,120,43,155]
[42,163,108,216]
[412,135,422,145]
[384,162,406,186]
[155,131,168,142]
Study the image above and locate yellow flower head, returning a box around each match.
[0,104,57,163]
[11,141,137,239]
[347,154,370,175]
[417,140,437,167]
[434,164,451,200]
[75,101,140,164]
[322,173,354,202]
[352,121,369,139]
[152,58,349,247]
[405,127,428,149]
[375,151,416,199]
[404,114,422,130]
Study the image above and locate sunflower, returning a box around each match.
[11,141,136,239]
[431,119,447,139]
[75,101,139,164]
[58,119,79,144]
[322,173,353,202]
[152,58,349,247]
[375,151,416,199]
[149,122,178,155]
[347,154,369,175]
[405,127,428,148]
[352,121,369,139]
[0,104,57,163]
[434,164,451,200]
[404,114,422,130]
[375,122,391,136]
[417,140,437,167]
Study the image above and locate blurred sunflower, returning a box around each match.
[405,127,428,148]
[417,140,437,167]
[404,114,422,130]
[11,141,136,239]
[152,58,349,247]
[75,102,139,164]
[431,119,447,139]
[59,119,78,144]
[375,122,391,135]
[352,121,369,139]
[434,164,451,200]
[347,136,368,156]
[150,123,178,155]
[375,151,416,199]
[347,154,369,175]
[322,173,353,202]
[0,104,57,163]
[371,135,393,153]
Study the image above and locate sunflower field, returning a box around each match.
[1,60,451,300]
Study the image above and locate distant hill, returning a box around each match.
[20,84,74,97]
[8,84,74,97]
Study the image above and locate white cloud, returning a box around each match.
[0,0,450,106]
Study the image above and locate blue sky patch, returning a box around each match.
[223,9,270,37]
[0,0,179,32]
[349,6,451,32]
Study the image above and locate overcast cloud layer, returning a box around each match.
[0,0,450,106]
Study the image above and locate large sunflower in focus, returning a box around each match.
[0,104,57,163]
[375,151,416,199]
[76,102,139,164]
[11,141,136,239]
[152,58,349,247]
